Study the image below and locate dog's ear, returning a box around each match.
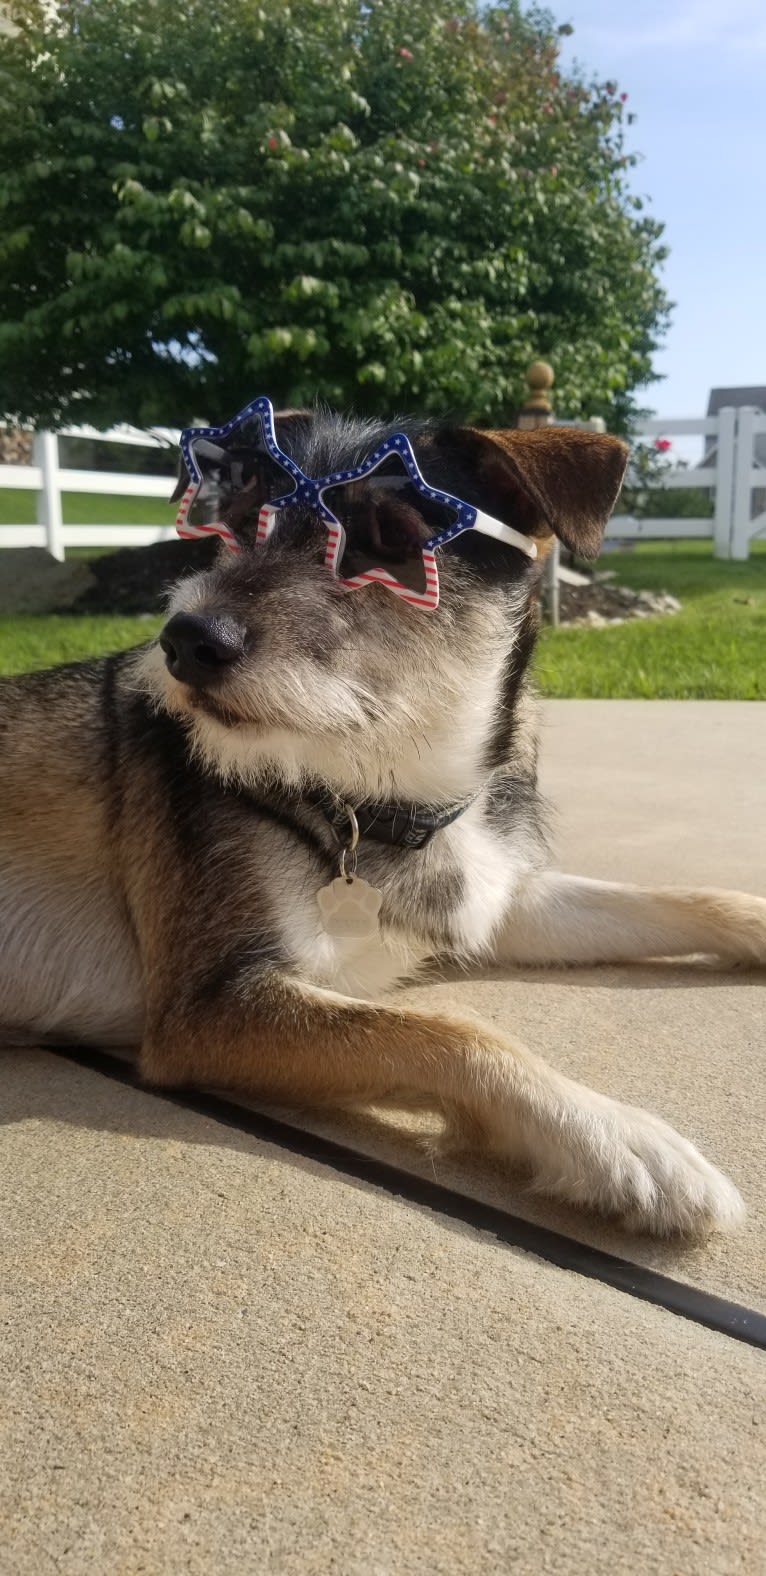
[452,425,629,559]
[273,407,313,436]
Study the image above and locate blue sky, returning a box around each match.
[555,0,765,418]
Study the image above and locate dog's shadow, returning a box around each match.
[429,958,766,992]
[2,998,755,1295]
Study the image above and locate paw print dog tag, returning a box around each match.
[317,876,382,940]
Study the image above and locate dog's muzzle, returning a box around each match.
[160,613,246,688]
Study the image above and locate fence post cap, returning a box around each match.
[523,360,554,413]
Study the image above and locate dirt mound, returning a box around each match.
[71,538,219,615]
[3,540,682,627]
[0,549,96,615]
[557,577,681,627]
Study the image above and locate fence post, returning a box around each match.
[33,429,65,561]
[730,407,756,561]
[544,539,560,626]
[712,406,736,560]
[517,362,559,623]
[516,359,554,431]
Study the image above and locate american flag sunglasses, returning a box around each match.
[176,397,537,611]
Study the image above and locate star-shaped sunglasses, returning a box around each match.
[175,396,537,611]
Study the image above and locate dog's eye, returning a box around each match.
[322,476,441,594]
[367,490,426,560]
[213,445,306,541]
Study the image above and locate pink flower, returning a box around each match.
[398,47,414,60]
[654,438,672,453]
[418,157,426,166]
[542,102,553,115]
[267,136,278,150]
[620,92,628,102]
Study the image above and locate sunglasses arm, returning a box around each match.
[471,511,538,560]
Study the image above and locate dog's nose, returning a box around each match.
[159,613,247,686]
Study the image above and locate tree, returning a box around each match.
[0,0,669,430]
[620,443,714,521]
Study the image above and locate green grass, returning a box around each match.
[535,540,766,699]
[0,536,764,695]
[0,614,163,675]
[0,488,171,526]
[0,488,170,674]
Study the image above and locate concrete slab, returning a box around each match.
[2,1050,765,1576]
[2,701,766,1572]
[538,700,766,892]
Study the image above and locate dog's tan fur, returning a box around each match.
[1,415,763,1236]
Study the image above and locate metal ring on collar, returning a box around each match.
[338,846,359,883]
[341,803,360,852]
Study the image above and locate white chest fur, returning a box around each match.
[442,804,533,957]
[271,878,431,999]
[271,803,532,999]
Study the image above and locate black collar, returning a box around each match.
[306,786,474,850]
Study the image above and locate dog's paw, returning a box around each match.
[495,1089,744,1238]
[701,890,766,968]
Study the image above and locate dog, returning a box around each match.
[2,405,763,1237]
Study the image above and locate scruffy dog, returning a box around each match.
[2,406,762,1236]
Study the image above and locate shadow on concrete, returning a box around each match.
[431,960,766,992]
[3,1042,760,1306]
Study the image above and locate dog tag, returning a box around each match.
[317,876,383,940]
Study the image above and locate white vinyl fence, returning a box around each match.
[605,408,766,560]
[0,423,180,561]
[1,408,764,563]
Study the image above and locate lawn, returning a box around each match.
[0,538,764,697]
[0,614,164,673]
[535,540,766,699]
[0,488,169,671]
[0,487,172,527]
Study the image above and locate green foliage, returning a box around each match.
[634,485,715,520]
[0,0,669,429]
[618,442,714,521]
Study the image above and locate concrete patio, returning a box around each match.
[2,701,765,1574]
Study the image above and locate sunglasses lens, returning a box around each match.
[323,459,458,595]
[185,411,298,527]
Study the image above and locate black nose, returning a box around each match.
[159,613,247,687]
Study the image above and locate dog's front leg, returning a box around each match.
[140,965,742,1236]
[494,871,766,967]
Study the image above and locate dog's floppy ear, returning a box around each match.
[454,425,629,559]
[274,406,314,433]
